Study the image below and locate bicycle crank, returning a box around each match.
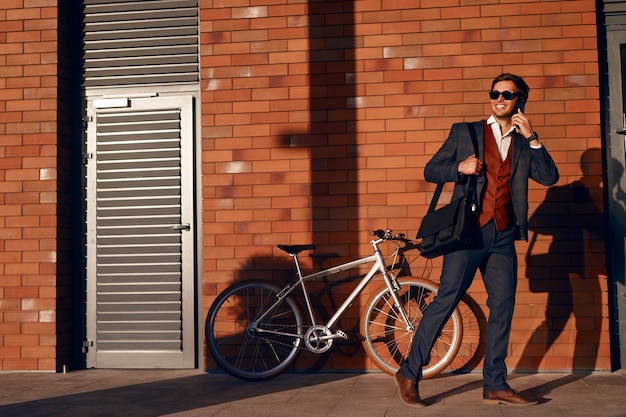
[304,325,343,353]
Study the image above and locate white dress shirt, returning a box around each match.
[487,115,542,161]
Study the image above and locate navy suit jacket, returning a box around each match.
[424,120,559,241]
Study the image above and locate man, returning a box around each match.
[396,73,559,407]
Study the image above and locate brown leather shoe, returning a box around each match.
[483,387,538,406]
[394,371,426,408]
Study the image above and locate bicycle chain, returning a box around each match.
[254,323,333,351]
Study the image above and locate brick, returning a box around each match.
[20,322,56,335]
[4,334,39,346]
[4,310,39,323]
[0,299,21,310]
[21,345,56,359]
[37,358,57,371]
[21,298,56,310]
[2,358,40,371]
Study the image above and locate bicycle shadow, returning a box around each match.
[207,246,484,377]
[206,253,364,375]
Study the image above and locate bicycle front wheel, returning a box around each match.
[361,277,463,379]
[206,280,303,381]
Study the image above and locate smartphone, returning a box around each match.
[514,100,525,131]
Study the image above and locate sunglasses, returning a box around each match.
[489,90,521,100]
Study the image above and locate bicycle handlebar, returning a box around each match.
[370,229,407,242]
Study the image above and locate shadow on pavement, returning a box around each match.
[0,370,353,417]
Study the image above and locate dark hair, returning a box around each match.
[491,73,530,103]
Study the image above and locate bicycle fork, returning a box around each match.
[372,246,416,333]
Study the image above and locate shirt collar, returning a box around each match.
[487,115,516,139]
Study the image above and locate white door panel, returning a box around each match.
[86,95,195,368]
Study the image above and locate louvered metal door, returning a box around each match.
[85,95,195,368]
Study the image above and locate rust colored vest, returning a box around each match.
[478,121,514,230]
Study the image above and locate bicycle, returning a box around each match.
[206,229,463,381]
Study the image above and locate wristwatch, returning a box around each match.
[526,132,539,142]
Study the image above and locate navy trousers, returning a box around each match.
[400,220,517,390]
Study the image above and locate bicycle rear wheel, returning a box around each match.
[206,280,303,381]
[361,277,463,379]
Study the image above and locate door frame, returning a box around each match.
[605,29,626,369]
[84,91,200,368]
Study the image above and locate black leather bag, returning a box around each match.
[416,123,480,259]
[416,192,478,258]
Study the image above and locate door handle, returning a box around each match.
[616,129,626,135]
[171,223,191,231]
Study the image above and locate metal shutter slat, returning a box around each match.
[84,0,198,87]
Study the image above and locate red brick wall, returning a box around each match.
[200,0,609,372]
[0,0,62,371]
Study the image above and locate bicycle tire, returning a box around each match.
[360,277,463,379]
[206,280,303,381]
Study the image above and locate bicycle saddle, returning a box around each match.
[277,244,316,255]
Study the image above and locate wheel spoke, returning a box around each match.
[207,281,303,381]
[361,278,463,378]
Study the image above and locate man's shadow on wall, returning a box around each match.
[519,148,606,394]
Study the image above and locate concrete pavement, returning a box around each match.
[0,369,625,416]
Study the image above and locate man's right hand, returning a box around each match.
[458,154,483,176]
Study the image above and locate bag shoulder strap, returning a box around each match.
[467,121,479,156]
[427,122,480,213]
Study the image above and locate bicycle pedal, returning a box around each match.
[336,330,349,340]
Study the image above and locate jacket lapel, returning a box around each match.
[510,132,523,175]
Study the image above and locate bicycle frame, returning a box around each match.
[250,237,415,345]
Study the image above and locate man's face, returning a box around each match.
[490,80,520,119]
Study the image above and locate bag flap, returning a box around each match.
[416,197,465,238]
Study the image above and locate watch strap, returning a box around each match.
[526,132,539,142]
